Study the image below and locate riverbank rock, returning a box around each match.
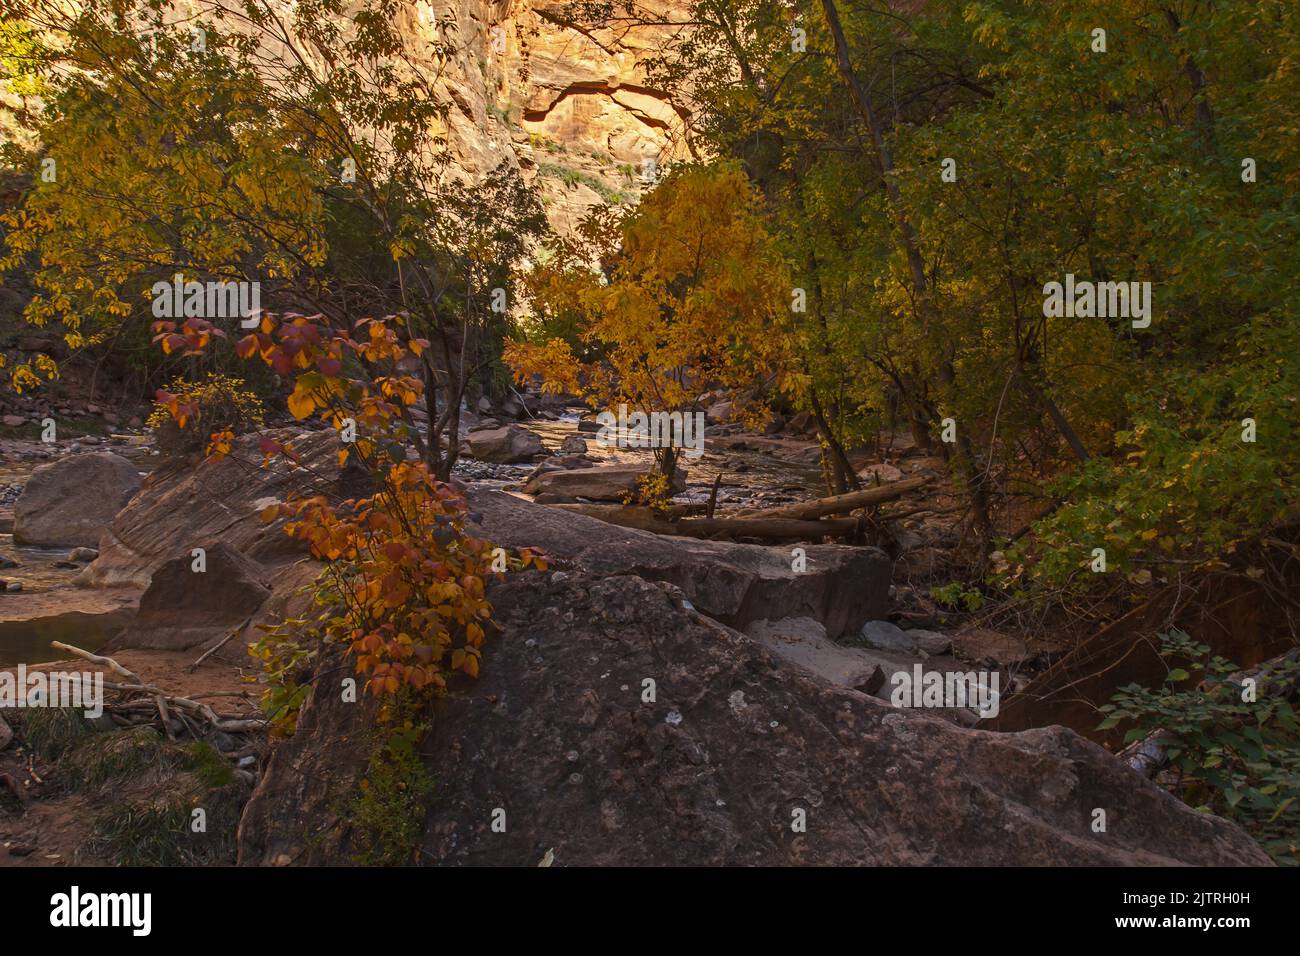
[558,434,588,455]
[13,452,142,548]
[110,542,271,651]
[745,616,892,695]
[461,425,544,464]
[859,620,918,654]
[82,429,342,589]
[521,463,685,501]
[237,571,1270,866]
[467,489,889,637]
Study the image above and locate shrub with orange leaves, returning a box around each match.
[152,312,546,733]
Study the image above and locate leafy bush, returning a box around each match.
[152,313,546,737]
[1099,630,1300,864]
[1003,316,1300,594]
[147,372,265,459]
[929,581,985,612]
[348,714,435,866]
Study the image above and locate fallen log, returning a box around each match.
[46,642,267,736]
[547,503,861,540]
[547,503,712,533]
[734,476,925,521]
[676,516,861,539]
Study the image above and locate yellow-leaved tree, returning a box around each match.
[505,162,791,482]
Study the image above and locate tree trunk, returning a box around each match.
[809,388,860,494]
[821,0,991,551]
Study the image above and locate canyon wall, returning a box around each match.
[407,0,695,234]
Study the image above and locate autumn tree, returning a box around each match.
[0,1,542,475]
[568,0,1298,592]
[505,161,791,482]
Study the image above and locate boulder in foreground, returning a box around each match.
[82,429,342,589]
[238,572,1271,866]
[112,541,271,651]
[14,451,142,548]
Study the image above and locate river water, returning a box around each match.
[474,409,827,510]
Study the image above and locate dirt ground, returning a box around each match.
[0,647,258,867]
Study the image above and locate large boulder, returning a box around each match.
[521,462,685,501]
[82,428,344,589]
[237,572,1271,866]
[111,541,271,651]
[13,452,142,548]
[467,489,889,638]
[461,425,543,464]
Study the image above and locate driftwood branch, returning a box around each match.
[50,641,142,685]
[733,477,926,520]
[189,615,254,673]
[548,503,862,539]
[45,642,267,737]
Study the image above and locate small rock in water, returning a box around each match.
[0,555,18,569]
[859,620,917,653]
[558,434,588,455]
[67,547,99,562]
[905,629,953,656]
[5,581,22,593]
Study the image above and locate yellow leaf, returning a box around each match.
[287,384,315,420]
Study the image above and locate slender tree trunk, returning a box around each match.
[821,0,992,550]
[1022,375,1089,463]
[657,444,680,487]
[809,388,859,495]
[1164,8,1216,149]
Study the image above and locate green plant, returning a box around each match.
[928,581,985,612]
[536,161,629,205]
[63,726,173,791]
[19,706,90,759]
[1099,630,1300,864]
[348,709,435,866]
[87,778,248,866]
[186,740,235,789]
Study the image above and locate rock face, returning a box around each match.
[461,424,544,463]
[82,429,343,589]
[384,0,693,239]
[520,461,685,500]
[13,452,142,548]
[238,572,1271,866]
[112,541,271,651]
[468,489,890,638]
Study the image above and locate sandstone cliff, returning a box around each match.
[405,0,694,235]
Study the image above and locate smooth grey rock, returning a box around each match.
[859,620,918,654]
[461,425,544,464]
[13,451,142,548]
[905,628,953,656]
[467,489,890,638]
